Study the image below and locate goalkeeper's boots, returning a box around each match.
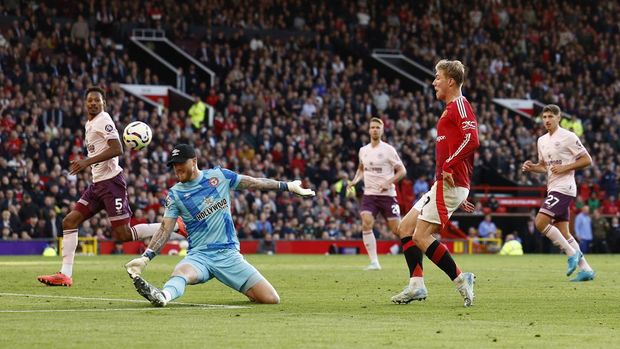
[37,272,73,287]
[456,272,475,307]
[133,276,167,307]
[391,286,428,304]
[570,270,595,282]
[566,251,583,276]
[175,217,187,238]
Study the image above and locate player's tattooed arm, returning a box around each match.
[237,175,280,191]
[146,217,176,254]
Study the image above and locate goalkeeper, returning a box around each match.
[125,143,315,306]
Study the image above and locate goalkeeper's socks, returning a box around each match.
[132,223,160,240]
[362,231,378,264]
[162,275,188,301]
[425,240,461,281]
[60,229,78,277]
[567,237,593,272]
[401,236,424,278]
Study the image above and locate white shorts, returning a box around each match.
[412,182,469,225]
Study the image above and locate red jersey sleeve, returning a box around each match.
[442,97,480,173]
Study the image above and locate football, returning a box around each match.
[122,121,152,151]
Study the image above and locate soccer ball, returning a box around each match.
[123,121,152,151]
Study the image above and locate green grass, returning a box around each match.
[0,254,618,348]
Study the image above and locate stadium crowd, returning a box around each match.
[1,0,620,252]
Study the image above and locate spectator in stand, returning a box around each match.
[188,95,206,129]
[477,214,497,239]
[499,234,524,256]
[590,209,610,253]
[574,206,592,253]
[610,217,620,253]
[413,175,429,201]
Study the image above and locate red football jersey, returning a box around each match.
[435,96,480,189]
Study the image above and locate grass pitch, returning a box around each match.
[0,254,618,348]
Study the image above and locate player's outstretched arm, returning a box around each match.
[124,217,176,278]
[237,175,315,197]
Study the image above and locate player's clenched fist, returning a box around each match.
[125,256,150,278]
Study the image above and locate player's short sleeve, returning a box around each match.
[388,145,404,167]
[221,168,240,189]
[358,147,364,165]
[163,190,180,219]
[537,138,544,162]
[566,132,587,157]
[100,115,120,141]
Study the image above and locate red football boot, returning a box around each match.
[175,217,187,238]
[37,272,73,287]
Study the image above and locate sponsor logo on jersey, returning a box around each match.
[165,195,173,208]
[195,198,228,220]
[437,135,446,142]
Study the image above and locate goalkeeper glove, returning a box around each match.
[285,180,315,197]
[125,249,155,278]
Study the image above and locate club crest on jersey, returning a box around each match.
[209,177,219,186]
[88,144,95,153]
[105,124,113,132]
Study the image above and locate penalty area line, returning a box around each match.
[0,292,250,310]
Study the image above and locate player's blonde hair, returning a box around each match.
[435,59,465,86]
[370,117,384,126]
[542,104,561,116]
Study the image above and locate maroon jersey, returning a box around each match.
[435,96,480,189]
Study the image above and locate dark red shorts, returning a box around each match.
[75,172,132,227]
[360,195,401,219]
[539,191,574,222]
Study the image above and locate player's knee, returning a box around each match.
[62,215,79,230]
[396,223,411,238]
[112,225,133,241]
[260,292,280,304]
[534,217,548,233]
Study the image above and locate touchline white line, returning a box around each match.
[0,292,250,309]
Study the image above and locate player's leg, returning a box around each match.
[361,212,380,269]
[245,279,280,304]
[37,187,96,286]
[133,257,206,307]
[416,183,474,306]
[212,249,280,304]
[391,206,428,304]
[359,195,380,269]
[535,212,581,275]
[555,221,595,281]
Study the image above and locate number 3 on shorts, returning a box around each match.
[391,204,400,216]
[544,194,559,208]
[115,198,123,211]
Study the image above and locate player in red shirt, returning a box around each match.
[392,60,479,307]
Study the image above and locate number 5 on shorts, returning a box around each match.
[115,198,123,211]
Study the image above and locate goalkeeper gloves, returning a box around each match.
[285,180,315,197]
[125,249,156,278]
